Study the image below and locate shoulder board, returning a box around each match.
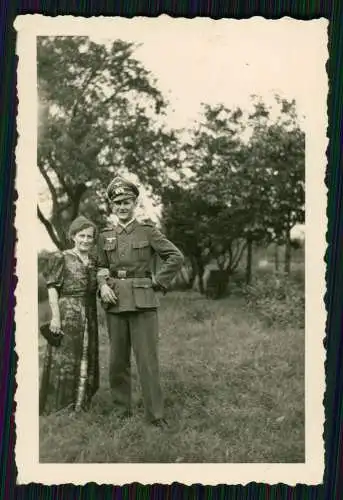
[100,224,116,233]
[139,218,155,227]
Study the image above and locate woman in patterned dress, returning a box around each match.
[39,216,100,415]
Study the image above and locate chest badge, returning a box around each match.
[103,235,117,251]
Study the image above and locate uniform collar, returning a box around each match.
[116,218,137,234]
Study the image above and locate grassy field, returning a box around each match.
[39,289,304,463]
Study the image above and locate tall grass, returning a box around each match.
[39,284,304,463]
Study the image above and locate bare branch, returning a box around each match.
[37,162,58,207]
[69,59,131,122]
[224,245,233,270]
[69,62,106,121]
[232,240,244,262]
[101,86,129,106]
[231,241,247,271]
[56,200,72,215]
[53,170,74,199]
[37,205,63,250]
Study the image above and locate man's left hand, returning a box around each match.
[152,277,166,294]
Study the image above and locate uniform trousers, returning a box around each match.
[106,309,164,421]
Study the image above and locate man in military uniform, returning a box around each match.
[97,176,184,427]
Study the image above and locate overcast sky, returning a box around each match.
[38,17,326,250]
[91,17,322,128]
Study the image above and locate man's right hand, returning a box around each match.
[100,284,117,304]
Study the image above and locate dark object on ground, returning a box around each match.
[150,418,169,428]
[205,270,230,299]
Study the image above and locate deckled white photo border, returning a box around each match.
[14,14,328,486]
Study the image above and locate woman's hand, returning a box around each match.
[48,287,62,333]
[50,316,61,334]
[100,284,117,304]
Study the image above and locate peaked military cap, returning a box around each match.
[106,176,139,202]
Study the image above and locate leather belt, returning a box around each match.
[60,291,88,298]
[112,270,151,279]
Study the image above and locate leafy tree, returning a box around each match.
[161,96,305,295]
[166,104,254,291]
[246,96,305,274]
[37,36,176,249]
[161,183,219,293]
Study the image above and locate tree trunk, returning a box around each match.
[188,272,196,290]
[284,229,291,274]
[71,183,87,220]
[246,237,253,285]
[198,273,205,295]
[50,213,69,249]
[40,183,87,250]
[188,257,198,290]
[37,206,64,250]
[274,243,279,271]
[195,256,205,294]
[178,261,195,289]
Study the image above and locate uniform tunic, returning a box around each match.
[97,218,184,421]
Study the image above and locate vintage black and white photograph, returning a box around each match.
[15,15,327,485]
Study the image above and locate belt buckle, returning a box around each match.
[117,270,127,280]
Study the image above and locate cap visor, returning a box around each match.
[111,194,137,202]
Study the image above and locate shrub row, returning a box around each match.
[243,273,304,329]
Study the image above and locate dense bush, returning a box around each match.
[38,272,48,303]
[38,250,52,276]
[243,272,304,328]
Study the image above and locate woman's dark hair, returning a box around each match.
[67,215,98,242]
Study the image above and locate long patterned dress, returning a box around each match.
[39,250,99,415]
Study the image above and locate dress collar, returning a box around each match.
[68,248,90,266]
